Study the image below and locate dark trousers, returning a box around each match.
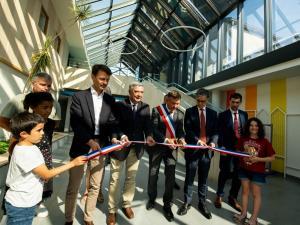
[147,148,176,207]
[216,155,241,199]
[184,151,211,204]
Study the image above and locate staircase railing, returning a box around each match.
[141,76,225,113]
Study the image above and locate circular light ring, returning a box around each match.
[160,25,206,52]
[107,36,138,55]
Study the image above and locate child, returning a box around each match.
[4,112,86,225]
[233,117,275,225]
[23,92,56,217]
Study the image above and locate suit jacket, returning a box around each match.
[69,88,116,158]
[149,104,185,159]
[110,98,152,161]
[218,109,248,149]
[184,106,218,160]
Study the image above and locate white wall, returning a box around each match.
[287,76,300,114]
[0,62,27,139]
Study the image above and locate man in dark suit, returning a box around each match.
[106,82,155,225]
[146,90,186,222]
[64,64,116,225]
[214,93,248,212]
[177,88,218,220]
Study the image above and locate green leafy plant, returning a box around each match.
[0,141,9,154]
[73,4,92,24]
[24,4,92,92]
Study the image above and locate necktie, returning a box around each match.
[200,108,206,143]
[132,104,136,119]
[234,112,240,138]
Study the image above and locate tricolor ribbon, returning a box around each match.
[85,144,124,160]
[156,104,176,139]
[84,141,250,161]
[132,141,250,158]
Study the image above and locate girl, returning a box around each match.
[23,92,56,217]
[234,117,275,225]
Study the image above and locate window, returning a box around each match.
[221,8,238,70]
[194,37,204,81]
[272,0,300,50]
[242,0,265,62]
[178,53,184,85]
[54,36,61,53]
[207,24,218,76]
[186,45,195,84]
[38,7,48,34]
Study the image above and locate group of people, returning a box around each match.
[0,64,276,225]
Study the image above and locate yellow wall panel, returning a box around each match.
[270,79,286,111]
[270,79,286,173]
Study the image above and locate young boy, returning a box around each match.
[4,112,87,225]
[23,92,57,217]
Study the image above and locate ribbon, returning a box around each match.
[85,144,124,160]
[84,141,250,161]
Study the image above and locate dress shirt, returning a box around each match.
[91,87,104,135]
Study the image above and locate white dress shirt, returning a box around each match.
[91,87,104,135]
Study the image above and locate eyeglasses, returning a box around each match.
[197,100,207,103]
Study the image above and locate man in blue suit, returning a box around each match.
[177,88,218,219]
[214,93,248,212]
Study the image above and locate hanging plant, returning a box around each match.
[72,4,92,24]
[24,4,92,92]
[23,36,53,92]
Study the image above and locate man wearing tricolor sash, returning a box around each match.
[146,90,186,222]
[177,88,218,220]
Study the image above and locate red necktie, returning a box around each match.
[200,108,206,143]
[234,112,240,138]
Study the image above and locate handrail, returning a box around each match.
[167,82,189,93]
[68,58,90,70]
[141,76,225,113]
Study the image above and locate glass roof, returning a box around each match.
[76,0,238,72]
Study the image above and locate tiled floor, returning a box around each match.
[1,136,299,225]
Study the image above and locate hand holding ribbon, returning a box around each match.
[165,138,177,150]
[197,139,207,147]
[146,136,156,146]
[120,135,131,147]
[86,139,100,151]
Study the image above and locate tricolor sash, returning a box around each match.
[156,104,176,139]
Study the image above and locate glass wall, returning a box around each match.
[242,0,265,62]
[221,8,238,70]
[272,0,300,50]
[160,0,300,85]
[194,37,204,82]
[186,45,195,84]
[178,53,184,85]
[207,24,218,76]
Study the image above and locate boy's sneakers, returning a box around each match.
[36,202,49,217]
